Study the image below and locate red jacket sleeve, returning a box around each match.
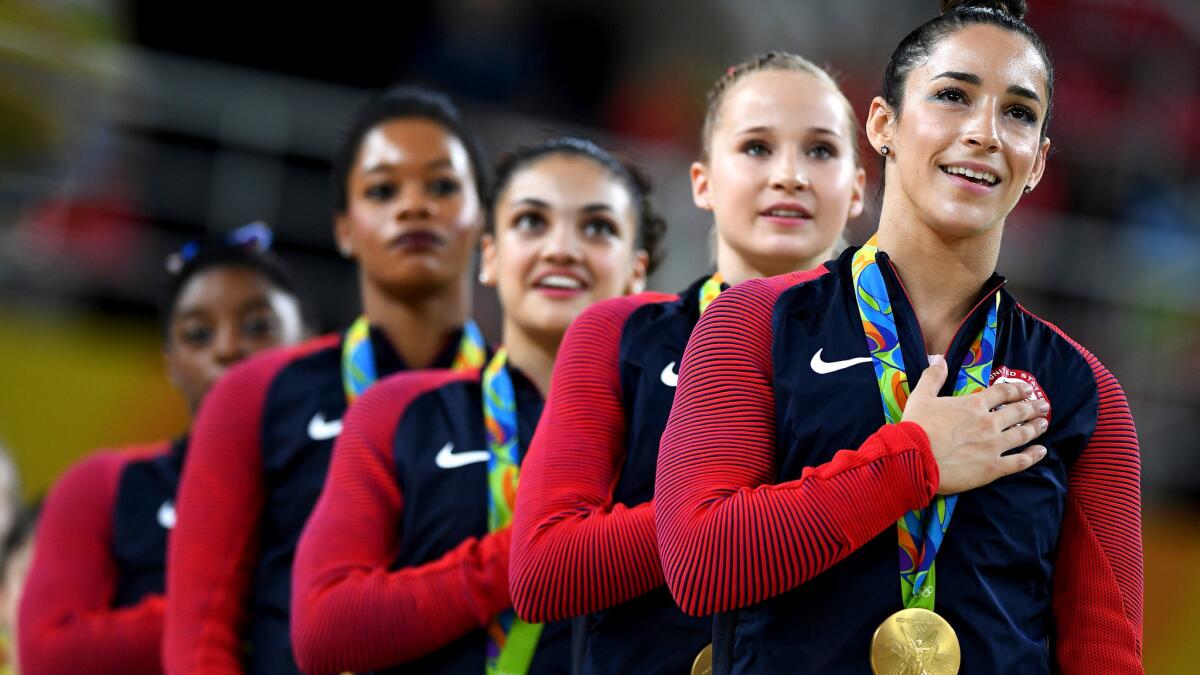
[1051,340,1143,672]
[164,336,335,674]
[654,273,940,617]
[18,446,167,675]
[291,370,513,675]
[509,293,675,622]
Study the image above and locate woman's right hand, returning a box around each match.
[901,355,1050,495]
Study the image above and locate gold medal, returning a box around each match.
[869,607,960,675]
[691,643,713,675]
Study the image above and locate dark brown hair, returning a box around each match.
[488,137,668,274]
[882,0,1053,139]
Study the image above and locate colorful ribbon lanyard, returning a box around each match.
[341,315,487,403]
[482,348,542,674]
[697,272,725,315]
[850,235,1000,610]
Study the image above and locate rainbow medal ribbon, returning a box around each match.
[697,272,725,316]
[481,348,543,674]
[852,235,998,674]
[341,316,486,403]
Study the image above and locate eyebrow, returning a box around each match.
[512,197,550,209]
[511,199,616,213]
[364,157,453,174]
[1006,84,1041,103]
[734,125,843,137]
[931,71,981,86]
[931,70,1041,103]
[175,297,273,321]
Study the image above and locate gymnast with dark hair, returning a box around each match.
[290,136,661,674]
[655,2,1142,673]
[164,86,493,674]
[20,225,309,674]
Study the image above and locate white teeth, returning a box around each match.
[538,275,582,290]
[942,165,998,185]
[766,209,808,218]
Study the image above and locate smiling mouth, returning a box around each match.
[534,274,586,291]
[940,165,1000,187]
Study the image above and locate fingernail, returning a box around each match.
[1021,383,1033,395]
[928,354,945,366]
[1037,401,1050,413]
[1038,447,1047,458]
[1036,418,1048,430]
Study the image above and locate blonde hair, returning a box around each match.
[700,51,861,166]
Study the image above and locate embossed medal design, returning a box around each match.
[870,608,960,675]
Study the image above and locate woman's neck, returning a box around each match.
[360,277,472,369]
[875,203,1002,356]
[501,321,559,397]
[716,242,834,288]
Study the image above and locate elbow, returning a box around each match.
[655,501,714,618]
[662,561,711,618]
[508,518,550,623]
[290,597,344,675]
[290,572,344,675]
[507,559,550,623]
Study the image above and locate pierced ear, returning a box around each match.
[478,233,498,287]
[1024,136,1051,192]
[689,161,713,212]
[848,166,867,219]
[865,96,895,156]
[628,249,649,295]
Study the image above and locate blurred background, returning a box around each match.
[0,0,1195,669]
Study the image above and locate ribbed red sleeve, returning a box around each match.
[654,273,940,617]
[291,370,514,675]
[19,445,167,675]
[164,336,336,675]
[509,292,675,622]
[1045,327,1143,672]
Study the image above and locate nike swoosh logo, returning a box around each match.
[661,361,679,388]
[434,442,490,469]
[810,348,873,375]
[157,500,176,529]
[307,412,343,441]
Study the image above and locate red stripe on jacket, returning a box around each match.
[654,271,939,616]
[164,335,337,674]
[291,369,512,674]
[19,442,168,675]
[1026,308,1143,673]
[509,292,675,622]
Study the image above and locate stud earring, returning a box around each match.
[1023,186,1032,194]
[880,145,890,156]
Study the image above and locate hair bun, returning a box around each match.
[939,0,1027,20]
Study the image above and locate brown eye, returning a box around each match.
[513,212,547,232]
[365,183,397,201]
[1007,106,1038,125]
[241,313,279,340]
[582,218,617,238]
[934,87,967,104]
[427,177,461,197]
[177,324,212,348]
